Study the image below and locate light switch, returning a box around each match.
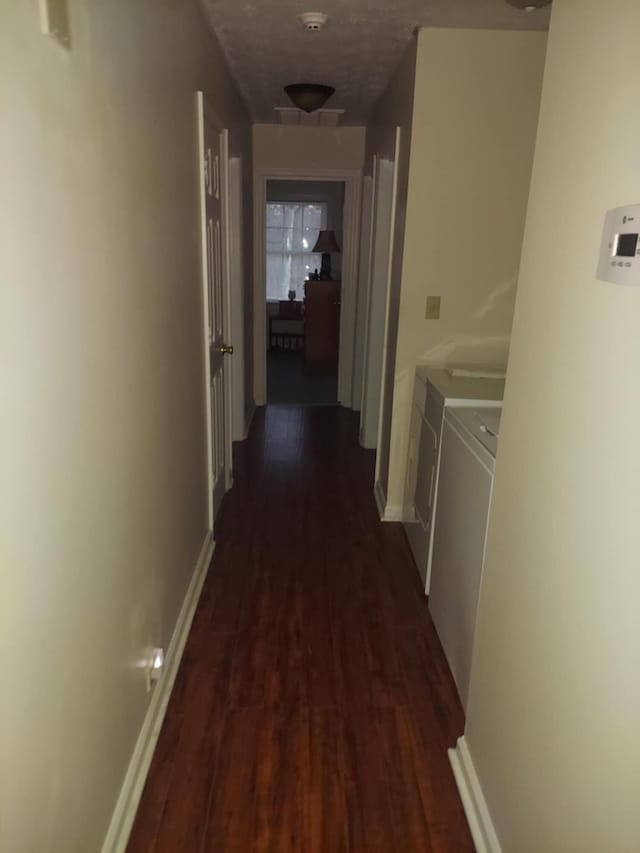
[40,0,71,49]
[425,295,441,320]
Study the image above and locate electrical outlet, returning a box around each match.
[425,295,441,320]
[145,648,165,692]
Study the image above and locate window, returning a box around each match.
[266,202,327,300]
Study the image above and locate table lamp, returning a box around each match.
[312,230,341,280]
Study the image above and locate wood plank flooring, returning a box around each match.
[127,406,474,853]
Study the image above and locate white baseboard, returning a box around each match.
[360,430,375,450]
[243,401,256,440]
[374,479,407,522]
[449,737,502,853]
[374,479,387,519]
[382,503,406,522]
[101,532,214,853]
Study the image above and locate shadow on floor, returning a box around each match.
[267,349,338,406]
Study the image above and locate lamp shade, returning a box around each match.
[284,84,335,113]
[312,230,341,253]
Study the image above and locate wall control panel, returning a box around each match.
[597,204,640,285]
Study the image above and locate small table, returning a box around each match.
[269,300,305,350]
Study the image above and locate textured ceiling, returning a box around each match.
[202,0,551,124]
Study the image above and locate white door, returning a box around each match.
[359,145,399,450]
[373,128,402,493]
[197,92,233,531]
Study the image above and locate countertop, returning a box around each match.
[415,366,505,406]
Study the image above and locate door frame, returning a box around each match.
[196,91,233,533]
[358,157,378,424]
[252,167,362,407]
[359,132,400,453]
[351,172,375,414]
[228,156,246,443]
[374,128,401,486]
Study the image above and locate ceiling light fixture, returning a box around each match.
[505,0,551,10]
[284,84,335,113]
[297,11,328,31]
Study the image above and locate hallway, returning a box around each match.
[127,406,474,852]
[267,351,338,406]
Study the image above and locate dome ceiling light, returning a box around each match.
[297,11,328,31]
[505,0,552,9]
[284,84,335,113]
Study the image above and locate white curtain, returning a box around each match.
[266,202,327,301]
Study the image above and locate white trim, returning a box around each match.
[338,174,362,407]
[101,534,214,853]
[449,737,503,853]
[352,174,374,413]
[359,144,399,451]
[219,127,234,492]
[374,479,387,519]
[253,167,362,408]
[382,503,406,522]
[375,478,407,522]
[243,401,256,441]
[359,157,378,419]
[229,157,246,444]
[196,92,214,532]
[374,127,401,485]
[373,478,405,522]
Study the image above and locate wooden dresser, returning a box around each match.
[304,280,341,372]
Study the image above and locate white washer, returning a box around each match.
[428,406,501,711]
[403,368,504,593]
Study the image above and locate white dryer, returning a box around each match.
[428,406,501,711]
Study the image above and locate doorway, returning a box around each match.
[253,169,362,409]
[359,132,401,464]
[265,180,344,405]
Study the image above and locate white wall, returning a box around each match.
[0,2,250,850]
[464,3,640,850]
[384,27,547,509]
[253,124,366,172]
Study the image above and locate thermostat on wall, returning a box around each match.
[597,204,640,285]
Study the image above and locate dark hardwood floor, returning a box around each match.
[127,405,474,853]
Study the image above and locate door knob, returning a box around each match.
[218,344,234,355]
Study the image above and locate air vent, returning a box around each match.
[505,0,551,10]
[275,107,344,127]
